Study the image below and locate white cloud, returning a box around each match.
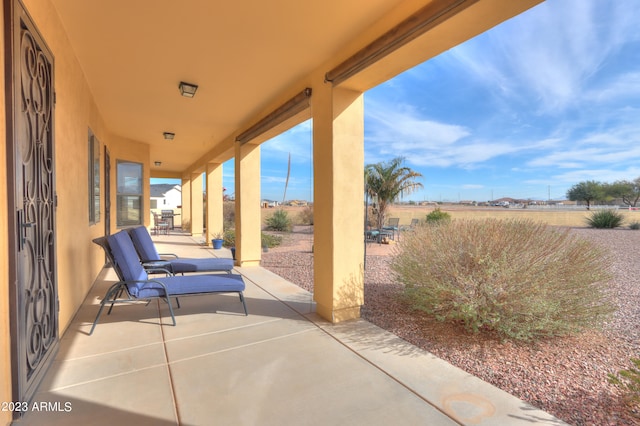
[447,0,640,114]
[366,102,470,146]
[261,119,313,164]
[533,166,640,186]
[585,72,640,103]
[365,100,562,170]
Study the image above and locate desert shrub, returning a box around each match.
[265,209,292,231]
[297,205,314,225]
[261,233,282,248]
[223,201,235,229]
[223,229,235,247]
[629,221,640,230]
[425,208,451,224]
[586,209,625,228]
[222,229,282,249]
[391,218,614,341]
[608,358,640,410]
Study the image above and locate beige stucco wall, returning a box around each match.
[21,0,153,333]
[312,85,365,322]
[206,163,224,241]
[0,0,110,412]
[17,0,112,333]
[0,1,154,411]
[191,172,204,236]
[235,143,262,266]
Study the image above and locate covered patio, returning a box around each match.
[21,233,562,425]
[2,0,549,422]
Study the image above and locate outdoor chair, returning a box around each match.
[383,217,400,240]
[90,231,247,335]
[128,226,234,274]
[401,218,420,231]
[152,213,170,235]
[365,229,380,243]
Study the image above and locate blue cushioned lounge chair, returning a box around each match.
[90,230,247,335]
[128,226,233,274]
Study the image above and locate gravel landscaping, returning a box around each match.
[261,225,640,425]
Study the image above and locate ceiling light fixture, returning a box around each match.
[154,161,162,166]
[163,132,175,140]
[178,81,198,98]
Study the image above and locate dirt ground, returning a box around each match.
[261,222,640,425]
[263,203,640,229]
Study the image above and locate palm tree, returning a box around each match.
[365,157,423,230]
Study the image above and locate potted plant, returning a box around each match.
[210,232,224,249]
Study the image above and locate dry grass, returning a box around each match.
[264,204,640,229]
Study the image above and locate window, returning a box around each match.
[116,160,143,227]
[88,129,100,224]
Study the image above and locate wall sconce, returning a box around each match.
[163,132,175,140]
[178,81,198,98]
[154,161,162,166]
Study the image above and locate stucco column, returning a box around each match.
[181,177,191,231]
[234,142,261,266]
[312,84,365,322]
[206,162,224,243]
[191,172,204,237]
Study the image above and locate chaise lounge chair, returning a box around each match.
[90,230,247,335]
[383,217,400,241]
[128,226,234,274]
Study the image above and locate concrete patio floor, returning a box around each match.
[18,232,566,425]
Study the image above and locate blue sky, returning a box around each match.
[157,0,640,203]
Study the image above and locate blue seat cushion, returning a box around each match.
[129,226,161,261]
[108,231,148,283]
[132,273,245,299]
[169,258,234,273]
[130,226,233,273]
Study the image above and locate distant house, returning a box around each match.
[261,199,279,208]
[287,200,308,207]
[150,184,182,211]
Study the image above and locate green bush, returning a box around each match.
[425,208,451,224]
[586,209,625,228]
[629,221,640,230]
[222,229,282,249]
[261,232,282,248]
[608,358,640,409]
[391,218,614,341]
[265,209,292,231]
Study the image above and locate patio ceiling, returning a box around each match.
[50,0,543,175]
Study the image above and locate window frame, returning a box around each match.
[88,129,100,224]
[116,160,143,227]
